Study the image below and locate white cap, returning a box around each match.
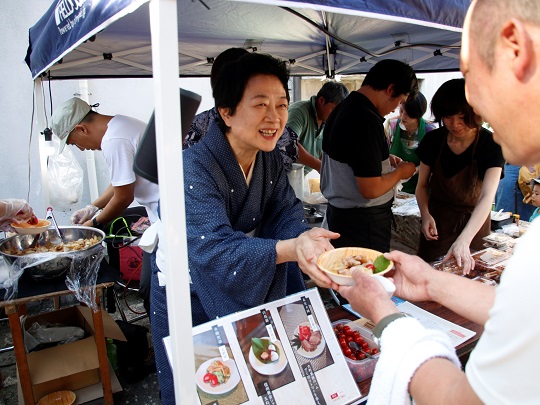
[51,97,92,153]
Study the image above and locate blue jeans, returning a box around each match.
[495,164,535,220]
[150,256,175,404]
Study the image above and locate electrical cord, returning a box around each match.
[47,76,53,117]
[106,214,147,315]
[120,246,146,315]
[27,89,36,202]
[105,215,144,249]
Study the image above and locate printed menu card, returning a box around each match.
[191,288,362,405]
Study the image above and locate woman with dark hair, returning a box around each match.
[150,52,339,404]
[183,48,300,174]
[415,78,503,272]
[385,92,438,193]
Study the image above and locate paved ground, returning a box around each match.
[0,288,161,405]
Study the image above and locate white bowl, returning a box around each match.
[317,247,394,286]
[11,219,51,235]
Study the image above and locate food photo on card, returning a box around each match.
[233,310,294,397]
[192,326,248,404]
[189,289,362,404]
[277,297,334,376]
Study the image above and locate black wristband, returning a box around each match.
[92,217,103,230]
[372,312,411,345]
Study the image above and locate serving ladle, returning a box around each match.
[28,233,41,249]
[46,206,65,243]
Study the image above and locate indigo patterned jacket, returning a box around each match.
[183,122,309,325]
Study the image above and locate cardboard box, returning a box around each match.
[18,361,124,405]
[22,305,126,401]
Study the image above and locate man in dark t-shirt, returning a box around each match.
[320,60,418,251]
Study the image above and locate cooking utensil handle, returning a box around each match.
[46,207,65,242]
[28,233,40,248]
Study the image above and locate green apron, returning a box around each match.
[389,118,427,193]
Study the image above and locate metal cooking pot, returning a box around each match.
[0,226,105,281]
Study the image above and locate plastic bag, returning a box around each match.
[0,255,24,300]
[48,138,84,210]
[65,244,107,311]
[0,254,60,301]
[23,319,85,352]
[2,244,107,312]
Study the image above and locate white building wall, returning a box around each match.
[1,1,461,229]
[0,1,214,228]
[1,1,52,221]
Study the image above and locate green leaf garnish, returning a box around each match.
[291,335,302,350]
[374,255,391,273]
[251,337,267,356]
[251,338,279,363]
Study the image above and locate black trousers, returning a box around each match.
[326,199,393,252]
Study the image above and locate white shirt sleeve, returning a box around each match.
[465,219,540,404]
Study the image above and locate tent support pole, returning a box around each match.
[78,80,100,202]
[149,0,197,403]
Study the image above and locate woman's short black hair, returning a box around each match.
[210,48,249,90]
[431,78,483,128]
[213,53,290,133]
[362,59,418,98]
[402,91,427,120]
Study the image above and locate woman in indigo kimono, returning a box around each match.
[150,52,340,403]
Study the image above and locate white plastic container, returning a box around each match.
[287,163,305,200]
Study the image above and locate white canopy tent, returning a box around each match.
[25,1,469,403]
[27,0,466,80]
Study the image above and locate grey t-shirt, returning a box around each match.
[321,153,393,208]
[321,92,394,209]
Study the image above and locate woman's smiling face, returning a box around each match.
[443,113,474,138]
[220,74,288,156]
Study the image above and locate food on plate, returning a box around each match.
[12,219,49,229]
[328,254,390,276]
[292,324,322,352]
[474,248,510,266]
[2,236,101,256]
[202,360,230,387]
[27,215,39,225]
[251,337,280,364]
[329,254,375,275]
[333,322,380,360]
[318,247,394,285]
[471,276,497,286]
[10,218,52,236]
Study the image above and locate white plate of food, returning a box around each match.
[195,357,240,395]
[248,337,288,376]
[11,219,51,235]
[317,247,394,286]
[292,322,325,359]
